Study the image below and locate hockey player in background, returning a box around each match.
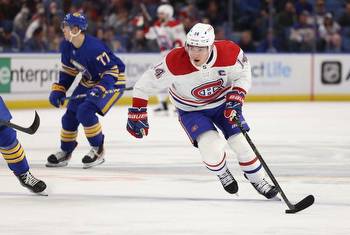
[47,12,126,169]
[144,4,186,114]
[0,97,46,194]
[127,23,278,199]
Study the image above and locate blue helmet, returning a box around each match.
[62,12,88,31]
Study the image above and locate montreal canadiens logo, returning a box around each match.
[191,79,225,100]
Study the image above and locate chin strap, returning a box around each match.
[68,29,81,42]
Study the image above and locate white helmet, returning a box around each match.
[157,4,174,19]
[186,23,215,47]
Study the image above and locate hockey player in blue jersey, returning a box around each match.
[47,12,126,169]
[0,97,46,194]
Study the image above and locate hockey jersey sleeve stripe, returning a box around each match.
[61,69,78,77]
[116,74,126,80]
[100,68,120,79]
[61,63,79,76]
[132,98,148,108]
[80,79,97,88]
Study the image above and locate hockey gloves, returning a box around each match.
[86,85,106,104]
[49,83,66,108]
[127,107,149,138]
[224,88,246,124]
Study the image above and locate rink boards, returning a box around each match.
[0,53,349,109]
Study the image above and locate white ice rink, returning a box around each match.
[0,102,349,235]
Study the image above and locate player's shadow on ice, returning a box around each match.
[0,192,272,203]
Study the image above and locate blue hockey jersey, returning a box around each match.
[0,96,12,122]
[58,34,125,90]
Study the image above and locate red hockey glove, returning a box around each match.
[224,88,246,124]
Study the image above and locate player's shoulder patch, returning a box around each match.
[165,47,197,75]
[213,40,241,67]
[152,62,166,79]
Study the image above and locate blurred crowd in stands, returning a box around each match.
[1,0,350,53]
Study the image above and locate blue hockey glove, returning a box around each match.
[224,88,246,124]
[86,85,106,104]
[127,107,149,138]
[49,83,66,108]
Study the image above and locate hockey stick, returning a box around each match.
[233,115,314,214]
[65,87,133,101]
[0,111,40,135]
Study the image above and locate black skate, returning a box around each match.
[250,178,279,199]
[218,169,238,194]
[82,144,105,169]
[153,101,170,116]
[16,171,47,194]
[46,150,72,167]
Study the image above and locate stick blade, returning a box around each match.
[285,195,314,214]
[27,111,40,135]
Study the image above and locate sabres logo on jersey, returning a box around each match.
[191,79,224,100]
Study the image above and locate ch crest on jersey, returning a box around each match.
[191,79,224,100]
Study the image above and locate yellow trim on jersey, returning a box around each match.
[80,79,97,88]
[101,91,121,114]
[61,69,78,77]
[115,81,126,86]
[117,74,126,80]
[52,83,66,92]
[61,63,79,77]
[0,142,21,154]
[101,72,119,78]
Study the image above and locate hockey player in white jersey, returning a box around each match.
[127,23,278,199]
[144,4,186,113]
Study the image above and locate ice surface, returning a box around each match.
[0,102,349,235]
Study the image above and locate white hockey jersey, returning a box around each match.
[144,19,186,54]
[133,40,252,111]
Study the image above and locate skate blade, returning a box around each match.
[269,195,281,201]
[45,161,68,167]
[83,158,105,169]
[36,190,48,196]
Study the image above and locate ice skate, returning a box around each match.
[16,171,47,195]
[218,169,238,194]
[153,101,169,116]
[249,177,279,199]
[46,150,72,167]
[82,144,105,169]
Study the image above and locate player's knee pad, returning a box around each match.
[227,133,264,182]
[76,102,98,126]
[0,126,16,148]
[197,130,227,174]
